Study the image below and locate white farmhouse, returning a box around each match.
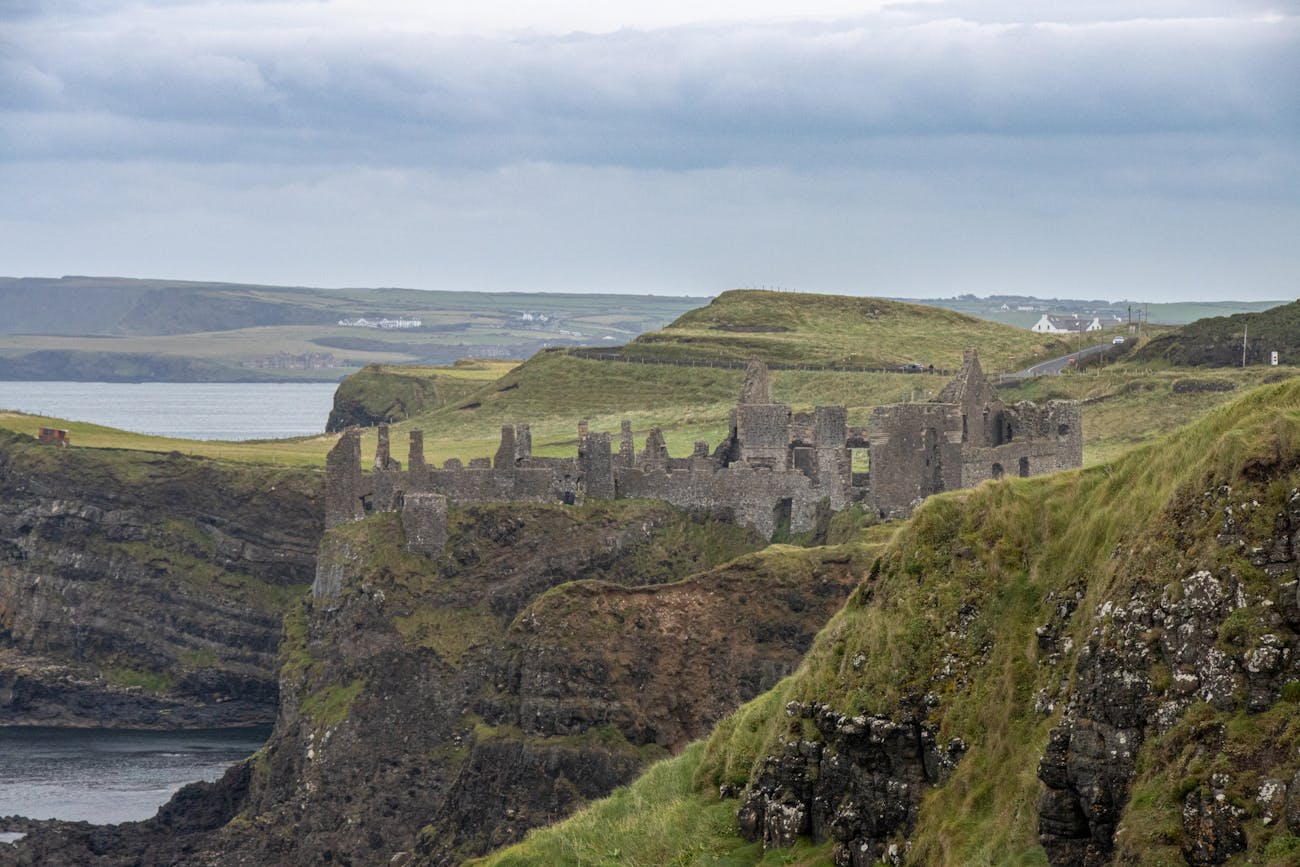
[1030,314,1103,334]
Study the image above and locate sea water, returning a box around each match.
[0,726,271,827]
[0,381,339,441]
[0,385,305,831]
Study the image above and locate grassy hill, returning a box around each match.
[3,289,1295,475]
[1136,298,1300,367]
[473,376,1300,866]
[623,290,1109,370]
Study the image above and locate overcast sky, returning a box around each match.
[2,1,1297,300]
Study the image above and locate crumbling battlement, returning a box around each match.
[322,351,1082,557]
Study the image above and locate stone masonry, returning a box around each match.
[322,351,1082,554]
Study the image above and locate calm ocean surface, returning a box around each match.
[0,381,339,440]
[0,383,308,835]
[0,726,271,828]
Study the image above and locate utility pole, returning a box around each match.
[1243,324,1248,368]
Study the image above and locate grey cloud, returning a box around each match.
[2,1,1296,301]
[2,4,1296,170]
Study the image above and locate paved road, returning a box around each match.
[1001,343,1113,381]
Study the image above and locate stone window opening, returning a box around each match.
[1057,423,1071,438]
[1019,456,1030,477]
[359,493,374,514]
[992,462,1005,479]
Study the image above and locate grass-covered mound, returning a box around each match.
[325,360,514,431]
[1137,298,1300,367]
[476,378,1300,866]
[626,290,1100,369]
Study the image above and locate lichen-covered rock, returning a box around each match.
[1255,777,1286,827]
[1181,779,1246,865]
[736,701,964,865]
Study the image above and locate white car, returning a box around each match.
[1112,336,1126,344]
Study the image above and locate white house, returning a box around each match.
[1030,314,1103,334]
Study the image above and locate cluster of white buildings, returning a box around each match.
[1029,313,1123,334]
[337,317,423,330]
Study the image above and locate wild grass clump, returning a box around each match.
[471,742,831,867]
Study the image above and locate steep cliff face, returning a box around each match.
[1,499,866,865]
[476,380,1300,867]
[240,501,864,867]
[0,430,321,726]
[695,380,1300,866]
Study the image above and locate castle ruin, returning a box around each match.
[323,351,1081,554]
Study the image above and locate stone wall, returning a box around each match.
[402,493,448,555]
[867,403,964,519]
[615,463,830,539]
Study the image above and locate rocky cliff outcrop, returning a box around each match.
[685,381,1300,866]
[325,364,482,431]
[3,499,864,865]
[0,430,321,726]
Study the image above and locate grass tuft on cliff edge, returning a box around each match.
[474,377,1300,866]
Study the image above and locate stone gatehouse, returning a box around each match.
[323,351,1081,553]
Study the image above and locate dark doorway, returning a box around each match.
[991,463,1005,479]
[772,498,794,542]
[1019,457,1030,477]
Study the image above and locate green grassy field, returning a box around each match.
[905,296,1288,330]
[3,289,1293,472]
[3,354,1293,473]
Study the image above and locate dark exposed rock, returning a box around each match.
[736,701,964,866]
[0,430,321,726]
[1036,482,1300,866]
[2,501,856,866]
[1287,768,1300,834]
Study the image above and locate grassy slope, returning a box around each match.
[4,359,1293,473]
[626,290,1114,369]
[326,361,518,430]
[476,377,1300,866]
[1,291,1293,471]
[1136,298,1300,367]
